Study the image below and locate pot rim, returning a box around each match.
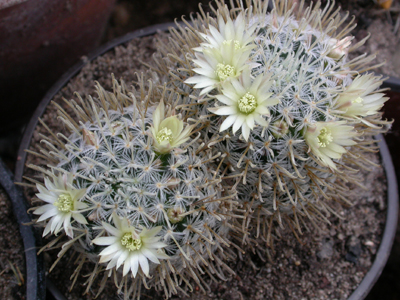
[380,75,400,93]
[14,22,399,300]
[0,158,46,300]
[348,136,398,300]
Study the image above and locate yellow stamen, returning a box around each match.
[352,97,363,104]
[54,194,74,212]
[223,39,241,49]
[238,93,257,114]
[121,233,142,251]
[216,63,235,81]
[317,127,333,147]
[156,127,173,143]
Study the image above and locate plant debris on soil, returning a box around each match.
[0,187,26,300]
[22,30,387,299]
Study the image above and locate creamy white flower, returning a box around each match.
[33,174,88,238]
[185,39,254,95]
[305,121,357,169]
[208,70,278,140]
[92,213,168,278]
[195,12,257,52]
[185,11,258,96]
[150,100,193,154]
[327,36,352,59]
[334,74,388,117]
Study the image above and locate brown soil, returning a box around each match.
[23,29,387,300]
[339,1,400,79]
[0,187,26,300]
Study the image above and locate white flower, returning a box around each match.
[305,121,357,169]
[150,100,193,154]
[334,74,388,117]
[327,36,352,59]
[185,32,255,95]
[208,70,278,140]
[186,11,258,96]
[33,174,88,238]
[92,213,168,278]
[195,12,257,52]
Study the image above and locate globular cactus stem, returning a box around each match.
[27,77,239,298]
[151,0,391,247]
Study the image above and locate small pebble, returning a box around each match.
[364,240,374,247]
[317,238,334,259]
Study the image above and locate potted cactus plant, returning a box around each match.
[15,0,397,299]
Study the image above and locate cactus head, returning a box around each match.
[29,77,237,298]
[152,0,390,246]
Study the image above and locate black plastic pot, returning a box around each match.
[0,157,46,300]
[381,75,400,93]
[14,23,399,300]
[348,136,398,299]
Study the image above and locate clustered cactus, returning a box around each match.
[25,0,390,299]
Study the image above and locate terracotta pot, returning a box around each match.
[0,0,116,135]
[14,24,399,300]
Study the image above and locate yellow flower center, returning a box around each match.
[352,97,364,104]
[223,39,241,49]
[317,127,333,147]
[54,194,74,212]
[156,127,173,143]
[216,63,235,81]
[121,232,142,251]
[238,93,257,114]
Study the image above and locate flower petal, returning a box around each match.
[93,236,119,246]
[242,124,250,141]
[232,115,245,134]
[72,213,88,225]
[130,253,140,277]
[220,115,237,132]
[209,106,236,116]
[37,207,59,222]
[138,253,150,276]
